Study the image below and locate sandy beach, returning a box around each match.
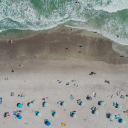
[0,26,128,128]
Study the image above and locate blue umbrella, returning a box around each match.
[46,121,51,126]
[18,103,23,108]
[17,115,22,119]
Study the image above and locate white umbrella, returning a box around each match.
[37,113,42,117]
[73,114,77,118]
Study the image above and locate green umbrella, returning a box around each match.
[117,104,122,109]
[28,103,33,108]
[80,102,85,106]
[37,113,42,117]
[53,113,58,117]
[100,101,105,106]
[110,115,114,120]
[121,120,126,124]
[43,102,48,107]
[94,111,98,115]
[73,114,77,118]
[61,102,66,107]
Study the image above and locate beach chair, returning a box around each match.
[57,102,60,104]
[45,119,49,123]
[116,102,119,107]
[113,102,116,106]
[52,111,56,115]
[61,123,67,126]
[0,97,2,104]
[76,84,79,88]
[115,114,120,118]
[12,70,15,73]
[116,117,121,119]
[78,102,81,105]
[19,110,22,113]
[106,113,111,118]
[13,111,17,115]
[70,112,73,117]
[74,83,76,86]
[11,92,14,96]
[35,111,39,116]
[66,82,69,85]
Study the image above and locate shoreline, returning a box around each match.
[0,25,127,60]
[0,25,128,64]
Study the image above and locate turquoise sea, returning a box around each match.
[0,0,128,45]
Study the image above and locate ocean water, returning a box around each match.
[0,0,128,45]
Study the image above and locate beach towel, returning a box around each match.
[69,95,75,100]
[61,123,67,126]
[0,97,2,104]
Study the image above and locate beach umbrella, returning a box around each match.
[46,121,51,126]
[37,113,42,117]
[18,103,23,108]
[80,102,85,106]
[43,102,48,107]
[73,114,77,118]
[110,115,114,120]
[89,97,92,101]
[5,113,10,118]
[17,115,22,119]
[100,102,105,106]
[117,104,122,109]
[94,111,98,115]
[61,102,66,107]
[28,103,33,108]
[53,113,58,117]
[121,120,126,124]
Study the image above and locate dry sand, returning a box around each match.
[0,26,128,128]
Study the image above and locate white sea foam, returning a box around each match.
[79,0,128,13]
[65,24,128,45]
[0,0,128,46]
